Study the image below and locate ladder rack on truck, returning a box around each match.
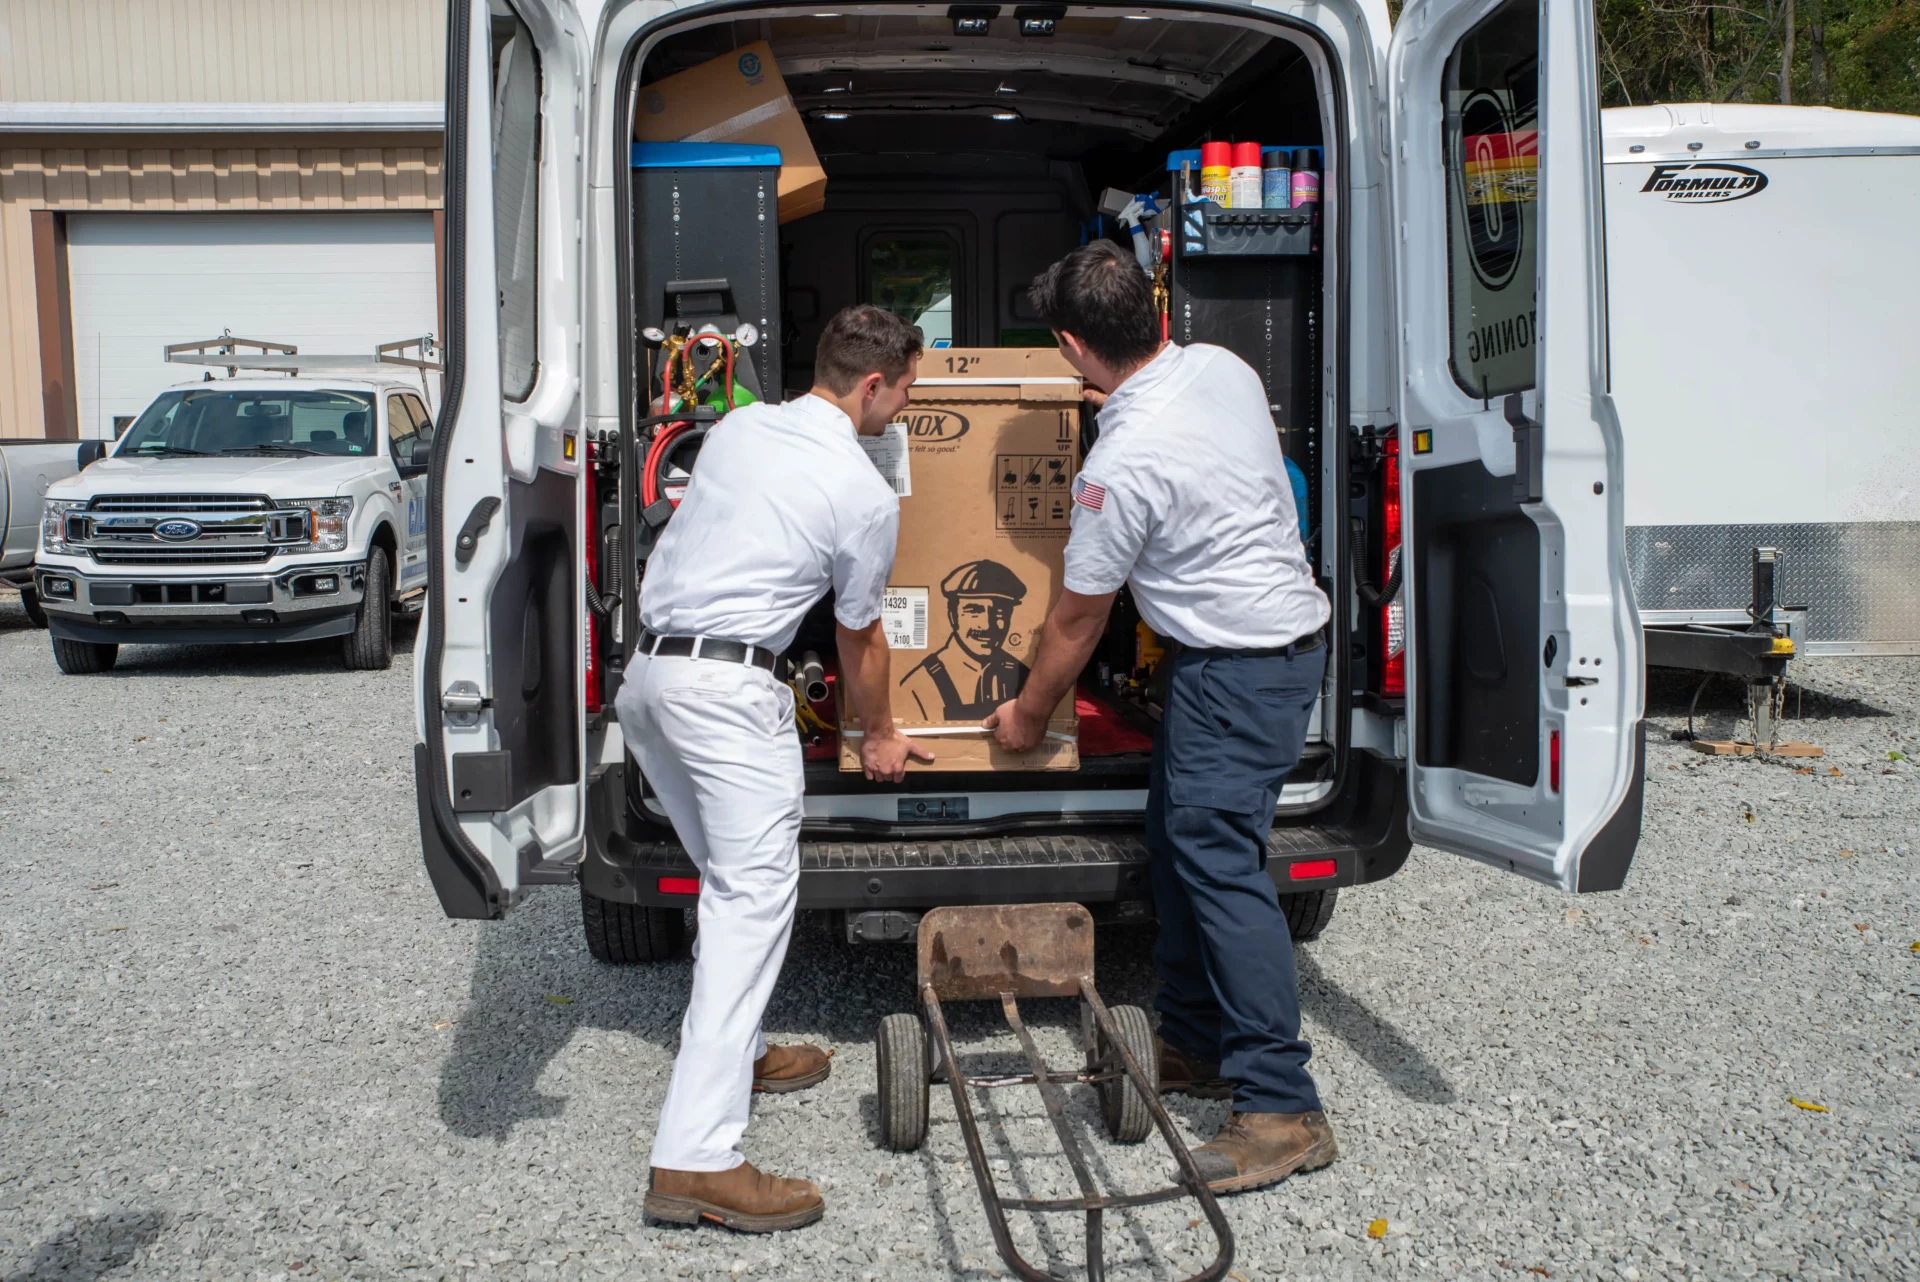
[162,330,444,405]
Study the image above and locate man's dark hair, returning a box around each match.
[1027,240,1160,369]
[813,304,925,395]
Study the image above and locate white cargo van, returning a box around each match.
[413,0,1647,956]
[1603,103,1920,677]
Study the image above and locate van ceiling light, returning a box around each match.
[991,110,1021,121]
[819,110,851,120]
[996,81,1017,94]
[948,3,999,35]
[1015,3,1064,35]
[1123,11,1151,16]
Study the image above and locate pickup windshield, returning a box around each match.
[117,390,377,458]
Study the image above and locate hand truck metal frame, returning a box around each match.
[875,902,1234,1282]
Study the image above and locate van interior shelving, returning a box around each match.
[610,8,1359,831]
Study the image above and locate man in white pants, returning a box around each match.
[617,305,933,1233]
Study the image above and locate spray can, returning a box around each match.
[1261,147,1291,209]
[1199,141,1232,206]
[1229,142,1264,210]
[1289,146,1321,210]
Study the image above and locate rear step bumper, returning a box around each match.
[580,751,1409,912]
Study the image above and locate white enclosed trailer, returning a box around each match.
[1603,103,1920,688]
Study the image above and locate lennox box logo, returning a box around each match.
[737,51,764,84]
[1640,162,1768,203]
[900,409,969,443]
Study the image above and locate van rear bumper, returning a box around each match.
[580,749,1409,911]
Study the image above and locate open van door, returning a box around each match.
[417,0,592,919]
[1388,0,1645,892]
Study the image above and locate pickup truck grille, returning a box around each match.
[92,546,277,565]
[87,494,275,514]
[76,493,298,565]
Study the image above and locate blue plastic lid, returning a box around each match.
[631,142,782,169]
[1165,148,1202,172]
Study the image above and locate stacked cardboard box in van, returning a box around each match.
[840,348,1083,772]
[632,42,827,223]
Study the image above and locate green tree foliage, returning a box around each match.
[1597,0,1919,112]
[1390,1,1918,113]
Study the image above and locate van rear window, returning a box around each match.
[1442,0,1540,399]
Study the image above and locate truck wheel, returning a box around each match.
[1096,1003,1158,1143]
[19,586,47,627]
[876,1012,930,1151]
[51,636,117,674]
[342,549,392,671]
[1279,888,1339,942]
[580,887,685,963]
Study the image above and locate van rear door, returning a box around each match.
[417,0,592,919]
[1388,0,1645,893]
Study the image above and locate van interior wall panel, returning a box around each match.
[1170,253,1317,515]
[1411,462,1540,787]
[488,469,580,808]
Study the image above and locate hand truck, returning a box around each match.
[874,902,1234,1282]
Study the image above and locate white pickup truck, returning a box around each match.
[34,343,436,674]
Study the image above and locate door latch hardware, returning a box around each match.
[441,679,488,727]
[454,496,502,567]
[1504,394,1542,504]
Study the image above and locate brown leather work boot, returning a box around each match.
[645,1161,825,1232]
[1182,1111,1338,1194]
[1156,1035,1231,1100]
[753,1043,832,1093]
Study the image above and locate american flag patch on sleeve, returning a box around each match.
[1074,478,1106,511]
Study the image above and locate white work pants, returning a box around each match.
[613,653,804,1172]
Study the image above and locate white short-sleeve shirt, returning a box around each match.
[640,394,900,653]
[1062,343,1330,650]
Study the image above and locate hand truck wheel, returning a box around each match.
[1096,1003,1158,1143]
[877,1011,930,1151]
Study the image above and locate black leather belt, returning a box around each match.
[1184,631,1325,660]
[640,632,782,673]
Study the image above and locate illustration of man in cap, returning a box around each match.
[900,559,1032,720]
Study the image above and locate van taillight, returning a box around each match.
[1381,434,1404,697]
[1549,728,1561,793]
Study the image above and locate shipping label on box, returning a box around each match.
[841,349,1084,772]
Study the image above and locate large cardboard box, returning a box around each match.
[632,42,827,223]
[841,349,1084,772]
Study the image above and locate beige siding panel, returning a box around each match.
[0,0,445,105]
[0,200,43,440]
[0,140,442,436]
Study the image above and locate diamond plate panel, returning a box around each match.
[1627,522,1920,647]
[623,826,1348,874]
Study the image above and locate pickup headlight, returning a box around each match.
[281,497,355,553]
[42,499,85,554]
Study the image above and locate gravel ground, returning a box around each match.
[2,589,1916,1281]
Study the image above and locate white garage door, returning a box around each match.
[67,212,438,440]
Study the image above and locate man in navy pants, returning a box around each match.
[987,240,1335,1192]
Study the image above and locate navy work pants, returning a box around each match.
[1147,643,1326,1115]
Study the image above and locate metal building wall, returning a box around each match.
[0,144,443,438]
[0,0,443,105]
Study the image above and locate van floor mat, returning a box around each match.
[1075,690,1156,756]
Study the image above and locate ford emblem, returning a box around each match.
[153,519,202,541]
